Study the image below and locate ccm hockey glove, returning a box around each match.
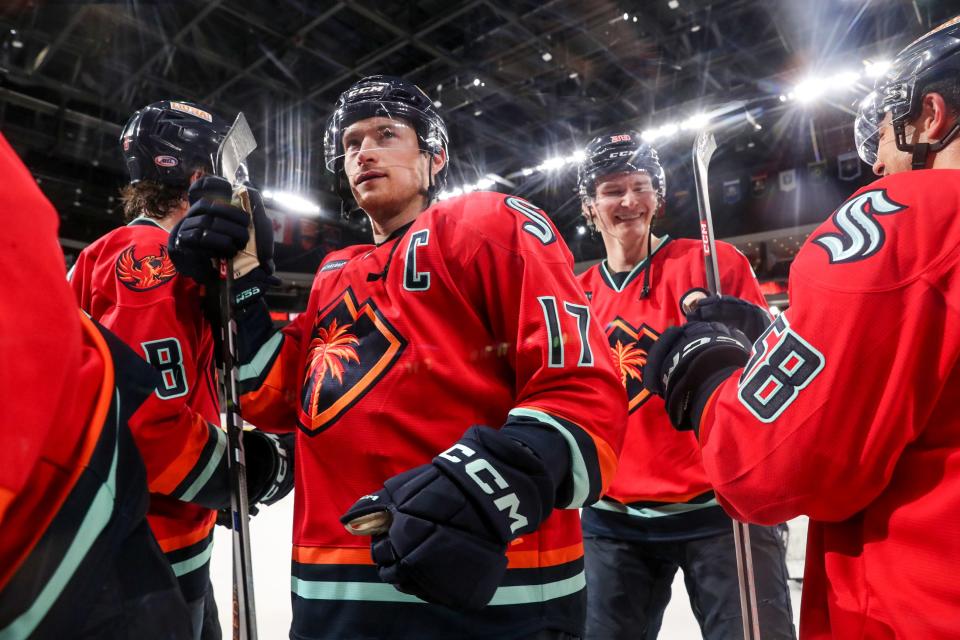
[643,321,752,433]
[169,176,277,284]
[340,425,562,611]
[683,292,771,343]
[216,431,295,529]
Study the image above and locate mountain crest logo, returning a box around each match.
[813,189,906,264]
[606,318,660,413]
[299,288,406,434]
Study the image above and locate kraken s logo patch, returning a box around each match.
[116,245,177,291]
[813,189,906,264]
[607,318,660,413]
[299,287,406,434]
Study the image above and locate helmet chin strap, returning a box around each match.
[895,118,960,170]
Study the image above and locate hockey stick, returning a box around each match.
[215,113,259,640]
[692,128,762,640]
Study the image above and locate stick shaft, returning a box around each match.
[220,257,258,640]
[691,130,761,640]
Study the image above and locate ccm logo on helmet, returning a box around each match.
[346,84,387,99]
[606,150,634,159]
[154,155,179,167]
[439,443,528,534]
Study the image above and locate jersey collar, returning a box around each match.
[128,216,167,230]
[599,235,672,293]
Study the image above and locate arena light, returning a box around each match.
[262,189,321,216]
[864,59,892,78]
[437,174,502,200]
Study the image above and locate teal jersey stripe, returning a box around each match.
[178,426,227,503]
[508,407,589,509]
[0,391,121,640]
[291,571,585,606]
[590,496,720,519]
[169,537,215,578]
[238,332,283,383]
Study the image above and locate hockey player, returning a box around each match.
[0,131,194,639]
[168,75,628,639]
[574,133,795,640]
[68,101,294,639]
[642,17,960,639]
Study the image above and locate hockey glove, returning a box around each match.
[340,425,560,611]
[169,176,277,284]
[683,292,771,343]
[216,431,295,530]
[643,321,751,433]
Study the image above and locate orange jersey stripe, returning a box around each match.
[146,414,214,495]
[153,514,216,553]
[506,542,583,569]
[293,546,375,566]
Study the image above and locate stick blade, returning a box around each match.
[217,112,258,185]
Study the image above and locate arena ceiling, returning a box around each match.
[1,0,956,285]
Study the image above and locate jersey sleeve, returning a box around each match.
[236,313,306,433]
[0,133,93,523]
[697,254,960,525]
[717,241,767,308]
[452,194,627,509]
[69,250,232,511]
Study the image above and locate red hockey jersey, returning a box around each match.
[1,132,105,585]
[239,191,627,639]
[578,238,767,541]
[0,132,155,634]
[69,219,227,579]
[699,170,960,638]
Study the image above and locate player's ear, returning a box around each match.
[919,91,952,142]
[430,148,447,178]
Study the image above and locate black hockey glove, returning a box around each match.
[643,321,752,433]
[340,425,564,611]
[169,176,277,284]
[216,431,295,530]
[683,292,771,343]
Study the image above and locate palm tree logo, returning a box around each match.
[306,318,360,412]
[611,339,646,387]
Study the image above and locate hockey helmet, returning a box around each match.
[577,132,666,203]
[323,75,449,193]
[855,16,960,168]
[120,100,231,187]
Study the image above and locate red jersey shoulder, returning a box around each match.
[115,243,176,291]
[81,224,179,293]
[426,191,571,265]
[795,171,960,290]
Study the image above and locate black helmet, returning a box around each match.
[323,75,449,196]
[855,16,960,169]
[120,100,231,187]
[577,132,666,202]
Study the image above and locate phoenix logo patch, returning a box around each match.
[607,318,660,413]
[116,245,177,291]
[299,288,406,434]
[813,189,906,264]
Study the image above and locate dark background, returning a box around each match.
[2,0,955,307]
